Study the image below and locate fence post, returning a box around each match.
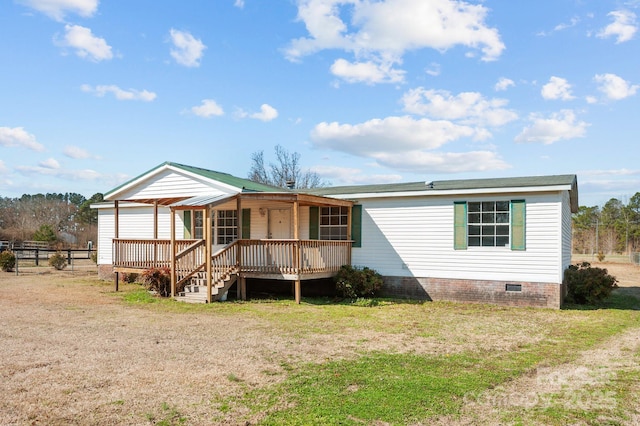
[35,248,39,266]
[67,249,72,265]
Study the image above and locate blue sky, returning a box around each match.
[1,0,639,207]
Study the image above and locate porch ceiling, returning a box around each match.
[168,192,353,210]
[116,191,353,210]
[118,196,190,206]
[238,192,353,207]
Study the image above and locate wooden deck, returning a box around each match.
[112,238,352,280]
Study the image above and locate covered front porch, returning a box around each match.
[111,191,354,303]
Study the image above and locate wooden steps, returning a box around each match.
[174,271,237,304]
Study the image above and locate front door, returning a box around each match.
[268,208,291,239]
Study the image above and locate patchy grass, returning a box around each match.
[1,270,639,425]
[239,301,640,425]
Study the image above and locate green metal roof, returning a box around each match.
[307,174,578,196]
[105,161,285,198]
[167,162,286,192]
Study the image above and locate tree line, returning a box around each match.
[0,192,103,248]
[3,146,635,256]
[572,193,640,255]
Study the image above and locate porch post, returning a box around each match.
[170,207,176,297]
[154,200,159,264]
[293,199,301,304]
[237,195,246,301]
[114,200,119,292]
[347,205,353,266]
[205,207,213,303]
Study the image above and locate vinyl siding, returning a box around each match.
[561,191,573,280]
[208,200,311,252]
[96,206,184,265]
[352,192,566,284]
[117,170,234,200]
[97,209,114,265]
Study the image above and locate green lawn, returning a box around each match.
[121,287,640,425]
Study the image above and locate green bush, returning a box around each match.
[48,252,67,270]
[564,261,618,305]
[334,265,383,299]
[0,251,16,272]
[141,267,171,297]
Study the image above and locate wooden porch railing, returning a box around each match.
[212,241,238,284]
[175,240,206,288]
[113,239,198,269]
[238,239,352,275]
[113,238,351,278]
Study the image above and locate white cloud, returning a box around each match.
[0,126,45,151]
[81,84,157,101]
[252,104,279,121]
[425,63,441,77]
[0,160,8,173]
[311,165,403,185]
[15,164,102,181]
[537,17,580,36]
[64,145,99,159]
[401,88,518,127]
[581,168,640,177]
[373,150,510,173]
[554,16,580,32]
[495,77,515,91]
[309,115,508,173]
[169,29,206,67]
[18,0,98,21]
[597,10,637,43]
[286,0,504,84]
[330,58,405,84]
[541,76,575,100]
[594,73,639,100]
[234,0,245,8]
[39,158,60,169]
[59,24,113,61]
[515,110,589,144]
[190,99,225,118]
[311,116,481,154]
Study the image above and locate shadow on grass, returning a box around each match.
[302,296,427,307]
[562,291,640,311]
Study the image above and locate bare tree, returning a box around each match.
[248,145,326,189]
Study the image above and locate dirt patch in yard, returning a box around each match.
[1,261,639,425]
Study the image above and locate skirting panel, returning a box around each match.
[380,276,565,309]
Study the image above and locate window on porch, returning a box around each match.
[194,210,203,239]
[217,210,237,244]
[320,206,348,240]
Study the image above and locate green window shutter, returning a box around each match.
[183,210,192,239]
[351,205,362,248]
[241,208,251,239]
[309,206,319,240]
[454,202,467,250]
[511,200,526,250]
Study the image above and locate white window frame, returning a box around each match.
[320,206,348,240]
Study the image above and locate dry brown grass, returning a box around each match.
[0,259,638,425]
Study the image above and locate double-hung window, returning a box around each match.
[468,201,510,247]
[320,206,348,240]
[194,210,204,239]
[454,200,525,250]
[217,210,237,244]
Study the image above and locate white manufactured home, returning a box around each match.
[93,162,577,308]
[309,175,578,308]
